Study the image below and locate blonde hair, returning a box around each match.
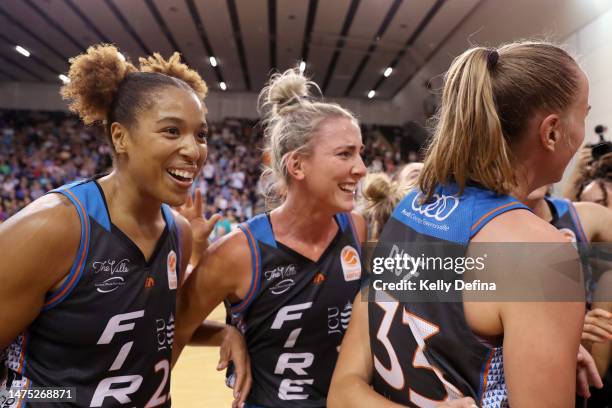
[360,172,408,240]
[419,41,580,201]
[258,67,359,208]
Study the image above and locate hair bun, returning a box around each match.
[362,173,394,203]
[139,52,208,99]
[60,44,136,124]
[260,67,318,116]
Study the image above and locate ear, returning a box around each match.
[110,122,130,154]
[538,113,562,152]
[285,151,305,181]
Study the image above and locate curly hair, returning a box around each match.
[576,152,612,206]
[60,44,208,150]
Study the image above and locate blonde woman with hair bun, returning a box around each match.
[175,67,369,407]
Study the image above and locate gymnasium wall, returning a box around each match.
[0,81,407,125]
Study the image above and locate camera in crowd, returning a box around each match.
[590,125,612,160]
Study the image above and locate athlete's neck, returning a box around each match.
[97,171,163,225]
[524,197,553,222]
[271,194,338,245]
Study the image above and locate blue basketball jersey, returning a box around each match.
[369,184,528,407]
[2,179,181,407]
[545,197,588,244]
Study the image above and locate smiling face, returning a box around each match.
[299,116,367,213]
[118,86,208,206]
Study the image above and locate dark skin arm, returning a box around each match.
[173,228,252,407]
[0,194,80,349]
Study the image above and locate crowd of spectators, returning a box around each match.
[0,111,411,238]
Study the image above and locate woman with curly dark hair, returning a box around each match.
[577,152,612,209]
[0,44,249,407]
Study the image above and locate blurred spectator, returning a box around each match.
[0,110,416,226]
[575,152,612,209]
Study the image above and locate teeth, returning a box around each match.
[339,183,356,193]
[167,168,194,181]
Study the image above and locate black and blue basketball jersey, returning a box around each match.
[369,184,528,407]
[545,197,588,244]
[2,179,181,407]
[228,213,362,408]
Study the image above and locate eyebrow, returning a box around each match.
[335,144,365,150]
[156,116,207,128]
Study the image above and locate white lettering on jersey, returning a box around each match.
[109,341,134,371]
[278,379,315,400]
[271,302,312,329]
[90,375,143,407]
[93,311,146,406]
[274,353,314,375]
[283,328,302,348]
[272,303,315,400]
[97,310,145,344]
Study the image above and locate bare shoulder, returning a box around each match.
[472,208,566,243]
[207,228,251,270]
[1,193,81,246]
[192,227,252,300]
[574,201,611,224]
[0,193,82,291]
[573,201,610,221]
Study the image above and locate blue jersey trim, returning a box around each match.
[52,180,110,232]
[231,223,262,314]
[469,201,528,238]
[43,187,91,310]
[162,205,181,283]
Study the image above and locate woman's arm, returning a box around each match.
[590,270,612,376]
[501,301,584,406]
[0,194,80,348]
[474,210,585,407]
[574,201,612,242]
[173,229,252,405]
[328,292,405,408]
[563,146,592,201]
[328,293,477,408]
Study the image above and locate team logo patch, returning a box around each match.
[167,251,178,290]
[411,192,459,221]
[92,258,130,294]
[340,246,361,282]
